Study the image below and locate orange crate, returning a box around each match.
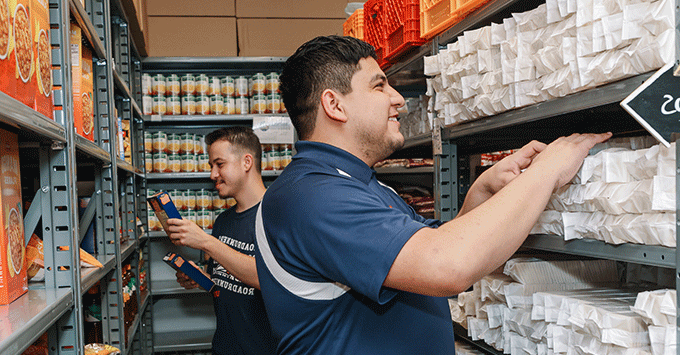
[384,0,427,62]
[455,0,493,19]
[344,8,365,41]
[363,0,390,69]
[420,0,459,40]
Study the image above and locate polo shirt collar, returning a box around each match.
[294,141,375,184]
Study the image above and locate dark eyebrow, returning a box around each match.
[370,74,387,85]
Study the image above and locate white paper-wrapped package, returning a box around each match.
[591,20,607,54]
[625,29,673,74]
[602,148,650,183]
[568,302,649,348]
[562,211,675,247]
[513,80,543,108]
[423,55,440,76]
[533,44,564,77]
[478,47,501,73]
[516,31,538,82]
[491,22,507,45]
[593,0,622,21]
[601,13,632,51]
[449,297,468,327]
[462,52,480,76]
[513,4,548,32]
[647,325,677,355]
[546,0,562,23]
[539,66,572,98]
[464,25,492,52]
[505,307,548,341]
[490,85,515,113]
[461,73,482,100]
[504,16,517,40]
[458,34,472,57]
[488,303,508,328]
[655,142,676,177]
[570,330,652,355]
[467,316,489,341]
[503,258,619,285]
[631,289,676,326]
[510,331,539,355]
[642,0,672,36]
[575,0,593,26]
[576,23,595,57]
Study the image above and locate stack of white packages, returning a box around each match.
[531,137,676,247]
[450,257,621,354]
[422,0,673,126]
[631,289,678,355]
[397,96,432,140]
[532,288,653,354]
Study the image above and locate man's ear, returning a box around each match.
[243,153,254,172]
[320,88,348,123]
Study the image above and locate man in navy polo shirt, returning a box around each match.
[255,35,611,354]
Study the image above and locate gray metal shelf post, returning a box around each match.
[89,0,127,351]
[435,141,457,222]
[49,0,84,353]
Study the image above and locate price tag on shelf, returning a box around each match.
[621,62,680,148]
[252,116,295,144]
[150,114,162,122]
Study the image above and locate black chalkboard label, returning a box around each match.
[621,63,680,147]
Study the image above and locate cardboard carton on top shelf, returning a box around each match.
[236,0,349,19]
[12,0,35,110]
[32,0,53,120]
[146,0,235,17]
[147,17,237,57]
[0,128,27,305]
[237,18,345,57]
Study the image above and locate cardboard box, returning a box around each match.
[32,0,53,120]
[71,22,93,141]
[0,0,15,99]
[0,129,27,305]
[12,0,35,109]
[80,46,93,141]
[236,0,348,18]
[237,18,345,57]
[147,0,235,17]
[163,252,214,292]
[146,191,181,233]
[147,17,237,57]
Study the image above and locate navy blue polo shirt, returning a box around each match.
[255,141,455,354]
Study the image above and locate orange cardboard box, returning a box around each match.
[0,128,27,305]
[12,0,35,109]
[32,0,53,119]
[71,22,94,141]
[0,0,14,99]
[80,46,93,141]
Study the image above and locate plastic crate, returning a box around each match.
[344,8,365,41]
[455,0,493,19]
[363,0,391,69]
[420,0,493,40]
[420,0,459,40]
[384,0,427,62]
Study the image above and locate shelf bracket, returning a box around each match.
[79,190,99,243]
[23,187,46,245]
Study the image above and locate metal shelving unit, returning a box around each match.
[141,56,291,353]
[0,0,149,354]
[383,1,680,353]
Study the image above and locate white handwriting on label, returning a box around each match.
[660,94,680,115]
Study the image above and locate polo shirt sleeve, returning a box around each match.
[266,173,432,305]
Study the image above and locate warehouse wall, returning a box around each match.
[145,0,351,57]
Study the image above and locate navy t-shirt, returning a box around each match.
[256,141,454,354]
[208,204,277,355]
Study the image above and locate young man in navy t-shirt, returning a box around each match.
[166,126,277,355]
[254,36,611,354]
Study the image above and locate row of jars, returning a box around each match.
[262,144,293,171]
[148,209,221,231]
[143,93,286,116]
[146,131,206,155]
[142,73,280,98]
[147,189,234,212]
[146,189,236,231]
